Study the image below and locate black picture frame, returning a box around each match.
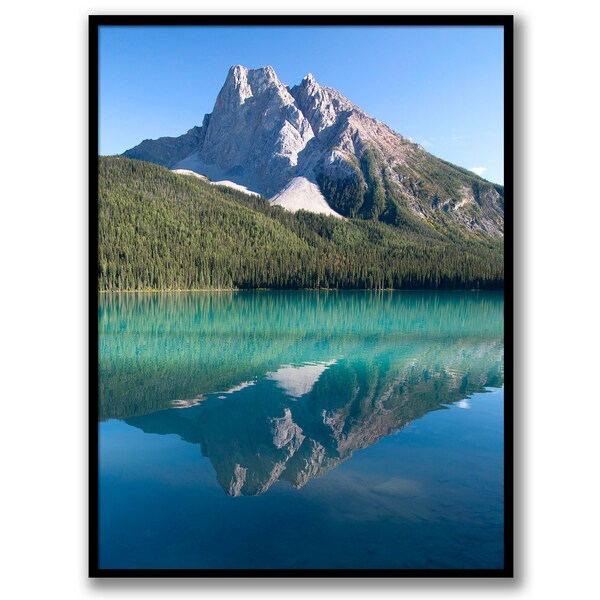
[90,14,514,578]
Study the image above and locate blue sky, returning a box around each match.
[99,25,504,185]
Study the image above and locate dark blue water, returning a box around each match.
[98,291,504,570]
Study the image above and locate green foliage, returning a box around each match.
[396,148,505,217]
[316,166,366,217]
[315,145,504,242]
[360,149,387,219]
[98,157,504,291]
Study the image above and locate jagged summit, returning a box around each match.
[226,65,285,94]
[122,64,504,234]
[229,64,275,75]
[197,64,313,197]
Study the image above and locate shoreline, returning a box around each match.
[98,287,505,293]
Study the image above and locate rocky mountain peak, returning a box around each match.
[228,64,276,79]
[289,75,339,136]
[218,65,252,105]
[228,64,247,78]
[122,64,504,234]
[301,72,317,87]
[219,64,285,106]
[245,65,282,94]
[198,65,314,196]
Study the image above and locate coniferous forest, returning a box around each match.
[98,156,504,291]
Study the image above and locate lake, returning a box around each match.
[97,291,505,571]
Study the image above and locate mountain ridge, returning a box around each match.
[122,65,504,236]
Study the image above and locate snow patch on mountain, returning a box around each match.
[172,169,208,180]
[270,177,343,218]
[172,164,261,197]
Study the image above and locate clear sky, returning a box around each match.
[99,25,504,185]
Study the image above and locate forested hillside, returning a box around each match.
[98,157,503,290]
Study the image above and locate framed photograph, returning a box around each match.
[91,15,513,577]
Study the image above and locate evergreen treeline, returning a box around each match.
[99,291,504,419]
[98,157,504,290]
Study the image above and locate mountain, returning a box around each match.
[123,65,504,236]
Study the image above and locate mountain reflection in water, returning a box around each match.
[98,291,504,568]
[100,291,503,497]
[100,292,503,496]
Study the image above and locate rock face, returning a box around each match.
[123,65,504,235]
[123,126,205,168]
[200,65,315,196]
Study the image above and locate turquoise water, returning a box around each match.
[98,291,504,570]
